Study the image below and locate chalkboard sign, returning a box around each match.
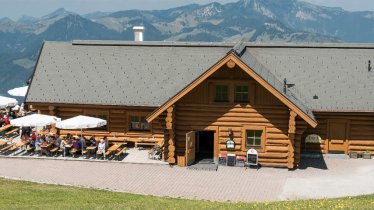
[227,154,236,166]
[247,149,258,166]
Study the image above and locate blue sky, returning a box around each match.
[1,0,374,20]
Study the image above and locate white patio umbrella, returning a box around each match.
[0,96,18,109]
[10,114,61,127]
[56,115,107,139]
[55,115,107,129]
[7,86,29,97]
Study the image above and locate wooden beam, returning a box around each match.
[288,110,297,169]
[226,59,236,69]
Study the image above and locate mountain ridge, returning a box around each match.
[0,0,372,98]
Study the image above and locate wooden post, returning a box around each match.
[288,110,297,169]
[166,105,176,164]
[294,119,308,167]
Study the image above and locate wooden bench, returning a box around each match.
[8,141,28,152]
[50,147,62,156]
[27,147,35,153]
[114,147,127,160]
[0,144,13,152]
[0,124,12,132]
[105,150,112,157]
[135,142,157,149]
[70,148,80,157]
[5,128,19,137]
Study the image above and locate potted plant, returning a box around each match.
[363,151,372,159]
[349,151,358,159]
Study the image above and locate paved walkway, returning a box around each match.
[0,156,373,202]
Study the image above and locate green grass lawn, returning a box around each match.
[0,178,373,210]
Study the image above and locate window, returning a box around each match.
[246,130,263,148]
[235,85,249,102]
[215,85,229,102]
[130,116,150,131]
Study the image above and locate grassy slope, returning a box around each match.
[0,178,373,210]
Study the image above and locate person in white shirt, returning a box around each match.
[96,139,106,159]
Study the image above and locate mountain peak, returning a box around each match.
[42,8,76,19]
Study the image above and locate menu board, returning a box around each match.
[247,149,258,166]
[227,154,236,166]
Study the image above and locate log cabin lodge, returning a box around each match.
[25,38,374,169]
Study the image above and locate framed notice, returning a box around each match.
[226,139,235,149]
[305,134,322,144]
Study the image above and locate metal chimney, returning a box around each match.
[133,26,144,42]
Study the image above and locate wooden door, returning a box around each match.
[328,121,348,153]
[186,131,196,166]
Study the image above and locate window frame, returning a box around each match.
[214,84,229,102]
[127,112,152,133]
[235,85,249,103]
[242,126,266,152]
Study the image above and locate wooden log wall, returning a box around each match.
[302,112,374,154]
[175,103,293,168]
[31,104,166,146]
[172,66,310,168]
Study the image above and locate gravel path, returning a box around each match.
[0,156,373,202]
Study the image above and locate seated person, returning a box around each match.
[40,140,50,156]
[34,136,42,155]
[103,136,109,149]
[89,136,96,146]
[54,135,61,149]
[71,138,80,154]
[96,139,106,159]
[61,138,71,157]
[79,136,87,151]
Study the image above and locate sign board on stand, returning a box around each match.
[227,154,236,166]
[246,148,259,169]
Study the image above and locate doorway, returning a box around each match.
[328,120,349,154]
[196,131,215,163]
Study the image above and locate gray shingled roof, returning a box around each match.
[247,43,374,111]
[238,50,316,122]
[26,40,374,117]
[26,41,232,107]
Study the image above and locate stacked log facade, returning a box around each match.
[302,112,374,154]
[173,66,299,168]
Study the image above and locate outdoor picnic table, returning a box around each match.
[105,143,123,158]
[86,145,97,157]
[86,146,97,151]
[0,140,8,148]
[107,143,123,152]
[40,143,53,149]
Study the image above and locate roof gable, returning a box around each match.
[147,52,318,128]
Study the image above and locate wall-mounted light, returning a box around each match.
[226,128,235,149]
